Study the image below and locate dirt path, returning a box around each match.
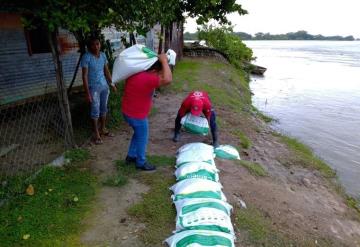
[80,58,360,247]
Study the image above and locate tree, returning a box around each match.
[3,0,249,145]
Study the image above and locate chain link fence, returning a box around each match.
[0,92,68,201]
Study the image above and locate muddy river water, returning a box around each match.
[245,41,360,197]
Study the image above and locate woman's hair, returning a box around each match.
[147,60,162,72]
[86,36,100,50]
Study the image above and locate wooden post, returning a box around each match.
[68,32,86,94]
[48,30,75,148]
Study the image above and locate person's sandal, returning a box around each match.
[93,137,103,145]
[100,129,115,137]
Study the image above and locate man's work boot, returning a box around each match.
[136,162,156,171]
[125,156,136,165]
[173,132,180,142]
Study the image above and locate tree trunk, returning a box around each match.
[164,25,170,52]
[158,25,164,54]
[48,31,75,148]
[67,32,86,94]
[178,21,184,59]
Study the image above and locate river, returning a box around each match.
[245,41,360,197]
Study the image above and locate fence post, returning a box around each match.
[48,30,75,148]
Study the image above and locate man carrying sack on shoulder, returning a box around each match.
[121,54,172,171]
[173,91,219,147]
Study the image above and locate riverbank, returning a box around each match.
[1,57,359,246]
[80,57,360,246]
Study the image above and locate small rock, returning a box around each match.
[290,187,296,192]
[122,236,128,240]
[290,171,294,175]
[302,178,311,187]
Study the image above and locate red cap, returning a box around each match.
[190,98,203,116]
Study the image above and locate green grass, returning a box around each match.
[236,206,343,246]
[235,207,292,246]
[103,155,175,187]
[252,106,273,123]
[0,174,30,201]
[233,130,252,149]
[239,160,267,177]
[0,165,97,246]
[346,196,360,214]
[149,107,158,117]
[127,171,176,245]
[107,81,125,129]
[103,155,176,245]
[279,135,336,178]
[64,148,90,164]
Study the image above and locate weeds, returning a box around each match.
[0,166,97,246]
[239,160,267,177]
[279,135,336,178]
[233,130,252,149]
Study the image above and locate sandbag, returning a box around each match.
[111,44,158,83]
[174,198,233,234]
[177,142,214,155]
[214,145,241,160]
[176,147,215,168]
[181,113,209,135]
[165,230,235,247]
[174,198,232,216]
[175,162,219,182]
[170,178,226,201]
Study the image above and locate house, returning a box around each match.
[0,13,82,106]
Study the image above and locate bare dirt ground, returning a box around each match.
[80,58,360,247]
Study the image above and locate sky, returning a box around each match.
[185,0,360,38]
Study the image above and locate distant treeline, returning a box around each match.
[184,30,356,41]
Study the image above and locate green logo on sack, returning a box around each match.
[142,47,158,58]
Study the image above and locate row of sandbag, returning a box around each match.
[165,143,238,247]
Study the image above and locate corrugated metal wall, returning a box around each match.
[0,14,82,106]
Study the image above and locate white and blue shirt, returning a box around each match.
[80,52,108,87]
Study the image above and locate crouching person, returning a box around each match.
[122,54,172,171]
[173,91,219,147]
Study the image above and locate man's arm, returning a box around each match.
[158,53,172,86]
[203,99,212,121]
[104,64,117,91]
[82,67,92,103]
[178,97,191,118]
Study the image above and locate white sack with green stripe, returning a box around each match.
[177,142,214,155]
[176,145,215,168]
[165,229,235,247]
[175,161,219,182]
[111,44,158,84]
[214,145,241,160]
[174,198,234,234]
[181,113,209,135]
[170,178,226,201]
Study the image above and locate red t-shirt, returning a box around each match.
[178,91,212,120]
[121,71,160,119]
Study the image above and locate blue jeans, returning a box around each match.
[89,84,109,119]
[123,114,149,166]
